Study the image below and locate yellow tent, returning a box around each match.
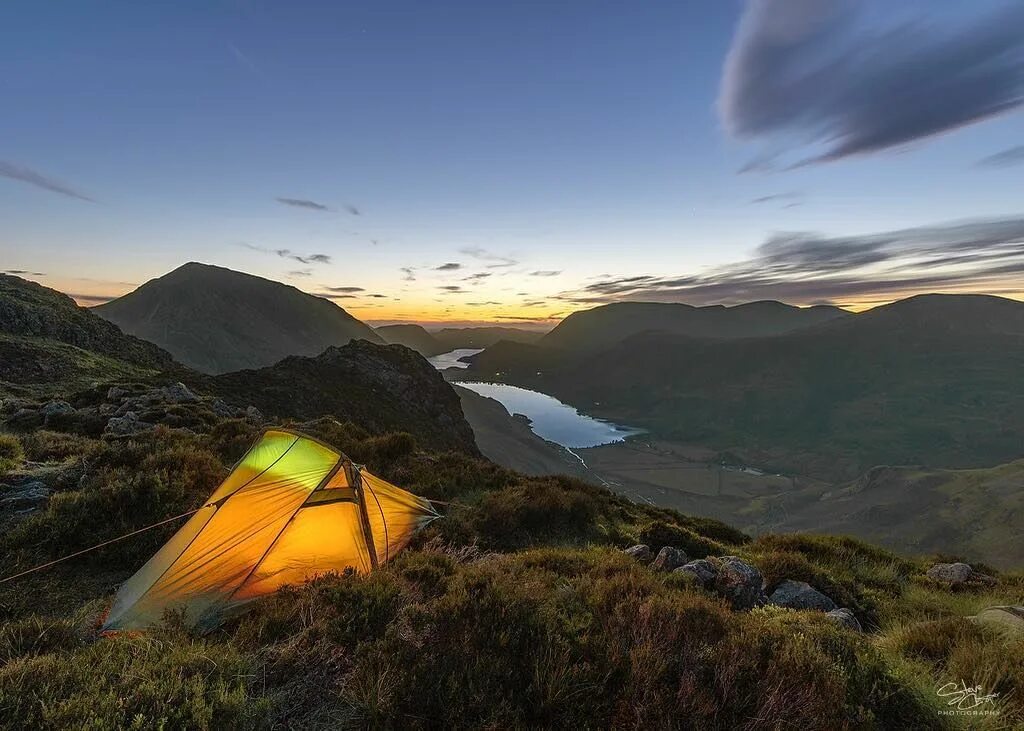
[102,429,438,631]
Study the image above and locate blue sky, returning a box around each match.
[2,0,1023,325]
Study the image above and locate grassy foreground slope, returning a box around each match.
[1,404,1022,729]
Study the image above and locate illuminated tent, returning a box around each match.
[103,429,438,631]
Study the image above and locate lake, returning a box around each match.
[427,348,483,370]
[456,381,642,449]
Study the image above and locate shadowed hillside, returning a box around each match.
[94,263,382,374]
[541,300,848,352]
[467,294,1024,480]
[375,323,446,356]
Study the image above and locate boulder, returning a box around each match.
[106,386,130,401]
[926,562,995,586]
[210,399,237,418]
[104,412,154,436]
[972,606,1024,634]
[623,544,653,563]
[650,546,688,572]
[674,559,718,588]
[244,406,264,425]
[826,608,863,632]
[40,400,74,425]
[714,556,767,610]
[768,580,837,612]
[0,480,52,509]
[162,382,199,404]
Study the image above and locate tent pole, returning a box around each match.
[350,463,379,569]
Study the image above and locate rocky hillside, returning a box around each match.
[206,340,478,454]
[0,274,174,371]
[94,262,383,374]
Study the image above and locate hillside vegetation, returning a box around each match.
[95,263,382,374]
[1,400,1022,729]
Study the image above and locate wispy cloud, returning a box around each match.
[438,285,464,293]
[976,145,1024,169]
[69,293,116,305]
[4,269,46,277]
[750,191,801,205]
[558,215,1024,307]
[322,285,364,293]
[345,204,361,216]
[720,1,1024,166]
[0,161,93,201]
[400,267,416,282]
[459,246,518,268]
[463,272,492,283]
[316,292,357,300]
[530,270,562,277]
[276,197,330,211]
[435,262,462,271]
[287,269,312,278]
[240,242,332,265]
[228,43,259,73]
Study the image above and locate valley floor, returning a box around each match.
[458,386,1024,570]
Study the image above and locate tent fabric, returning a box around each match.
[103,429,438,632]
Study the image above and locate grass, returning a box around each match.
[0,434,23,475]
[1,412,1023,728]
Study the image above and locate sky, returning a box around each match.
[2,0,1023,327]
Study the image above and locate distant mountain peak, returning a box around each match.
[94,263,382,374]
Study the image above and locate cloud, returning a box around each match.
[976,145,1024,168]
[750,191,801,205]
[459,246,518,268]
[463,272,492,283]
[435,262,462,271]
[400,267,416,281]
[719,1,1024,166]
[240,243,332,265]
[367,293,387,298]
[4,269,46,276]
[466,301,501,306]
[438,285,464,293]
[69,293,116,305]
[276,197,330,211]
[0,161,93,201]
[557,214,1024,307]
[316,292,357,299]
[345,204,361,216]
[287,269,312,277]
[322,286,364,293]
[529,270,562,277]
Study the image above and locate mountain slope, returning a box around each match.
[0,274,178,396]
[95,262,382,374]
[468,294,1024,479]
[541,300,848,352]
[375,324,446,356]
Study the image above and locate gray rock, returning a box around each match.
[161,382,199,404]
[106,386,130,401]
[40,400,74,425]
[674,559,718,588]
[714,556,767,610]
[768,580,837,612]
[650,546,688,572]
[623,544,653,563]
[210,399,236,418]
[826,608,863,632]
[0,480,52,509]
[104,412,154,436]
[244,406,264,424]
[926,562,995,586]
[972,606,1024,633]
